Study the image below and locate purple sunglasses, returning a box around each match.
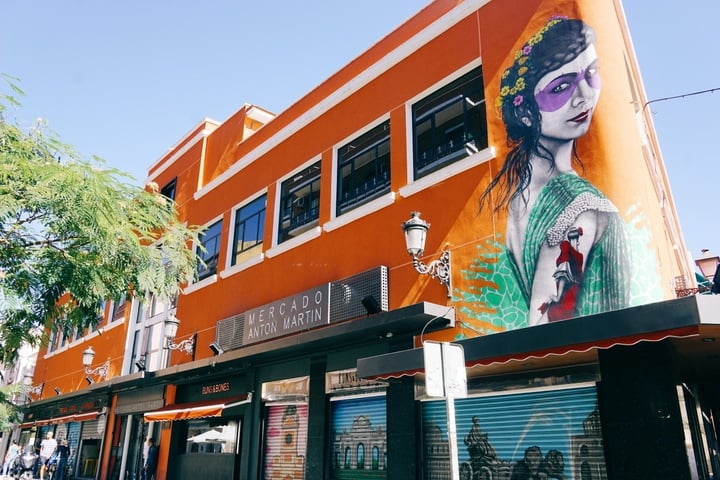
[534,61,601,112]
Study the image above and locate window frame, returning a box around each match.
[335,118,391,217]
[160,178,177,201]
[411,65,488,180]
[230,193,267,267]
[111,295,126,323]
[196,216,224,281]
[276,159,322,245]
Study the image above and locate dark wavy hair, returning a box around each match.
[479,18,595,213]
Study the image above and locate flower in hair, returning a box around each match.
[497,15,569,110]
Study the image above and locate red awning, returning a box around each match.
[143,393,252,422]
[19,410,102,429]
[362,326,700,381]
[358,297,711,382]
[463,326,698,370]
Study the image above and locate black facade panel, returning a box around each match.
[598,341,691,480]
[386,377,418,480]
[306,358,327,479]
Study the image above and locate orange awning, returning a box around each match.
[143,393,251,422]
[72,411,102,423]
[19,410,101,429]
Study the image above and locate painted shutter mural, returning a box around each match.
[422,385,607,480]
[263,403,308,480]
[330,394,387,478]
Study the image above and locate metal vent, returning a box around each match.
[329,265,389,323]
[215,313,245,351]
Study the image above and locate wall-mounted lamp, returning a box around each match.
[209,342,224,356]
[54,387,62,395]
[401,212,452,297]
[165,314,195,356]
[82,346,110,383]
[696,249,720,294]
[696,249,720,280]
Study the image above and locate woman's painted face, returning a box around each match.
[534,44,600,142]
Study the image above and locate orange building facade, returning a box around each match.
[16,1,720,479]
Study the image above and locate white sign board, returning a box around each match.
[423,341,467,398]
[423,341,445,397]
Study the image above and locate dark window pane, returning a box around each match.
[336,120,391,215]
[278,162,321,243]
[412,67,488,179]
[197,220,222,280]
[160,178,177,201]
[232,195,266,265]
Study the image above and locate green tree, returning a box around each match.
[0,384,22,427]
[0,78,202,361]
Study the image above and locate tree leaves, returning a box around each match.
[0,79,201,362]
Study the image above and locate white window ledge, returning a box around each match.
[183,274,218,295]
[266,226,322,258]
[220,253,265,279]
[399,147,495,198]
[324,192,396,232]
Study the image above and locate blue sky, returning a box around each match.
[2,1,719,264]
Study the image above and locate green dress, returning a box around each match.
[458,173,660,334]
[518,173,630,315]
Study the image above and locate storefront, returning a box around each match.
[109,384,166,480]
[326,369,388,478]
[358,295,720,480]
[20,394,109,480]
[143,376,253,480]
[142,300,453,479]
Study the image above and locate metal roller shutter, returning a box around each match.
[422,384,607,480]
[262,403,308,480]
[330,394,387,478]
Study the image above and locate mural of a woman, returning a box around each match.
[478,17,630,326]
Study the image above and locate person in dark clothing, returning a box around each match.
[54,439,70,480]
[142,438,158,480]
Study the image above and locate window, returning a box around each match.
[197,219,223,280]
[278,161,321,243]
[232,195,266,265]
[111,295,126,322]
[336,120,390,215]
[160,178,177,201]
[130,330,143,373]
[184,418,239,454]
[143,322,164,370]
[71,326,81,343]
[47,328,59,353]
[88,300,107,333]
[136,299,145,324]
[412,66,488,178]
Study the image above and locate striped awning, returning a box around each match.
[358,295,714,381]
[19,410,102,429]
[143,393,252,422]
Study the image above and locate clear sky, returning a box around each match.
[2,1,719,264]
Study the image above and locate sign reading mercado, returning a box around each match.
[243,284,331,345]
